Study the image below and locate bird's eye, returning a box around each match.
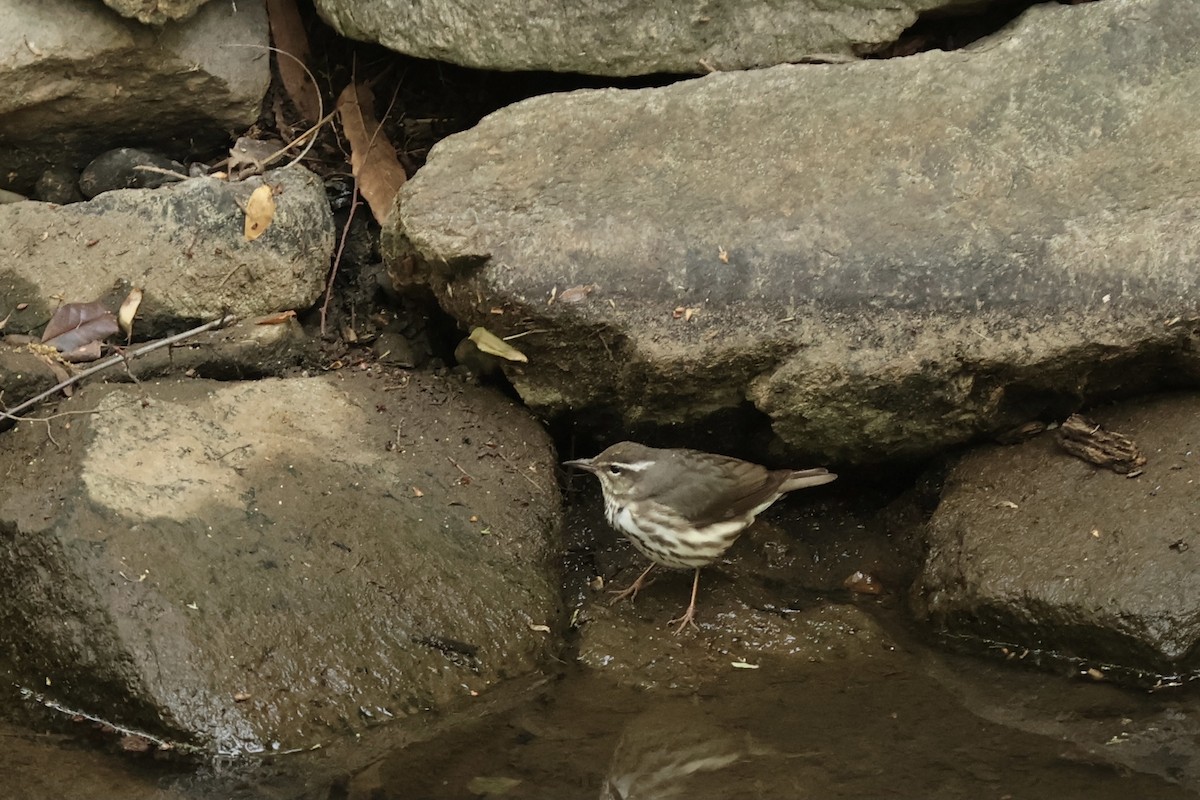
[607,465,622,475]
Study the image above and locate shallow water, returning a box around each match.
[4,494,1200,799]
[6,611,1200,799]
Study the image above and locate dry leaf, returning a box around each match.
[672,306,700,321]
[842,570,885,595]
[119,735,153,753]
[337,82,407,224]
[41,301,119,357]
[229,137,284,179]
[118,287,143,338]
[412,486,424,498]
[1057,414,1146,474]
[557,284,598,304]
[718,246,729,263]
[265,0,322,123]
[256,310,297,325]
[244,184,276,240]
[468,327,528,363]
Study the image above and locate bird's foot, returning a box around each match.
[668,604,699,634]
[608,564,656,606]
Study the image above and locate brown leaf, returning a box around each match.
[256,310,297,325]
[1057,414,1146,474]
[265,0,322,123]
[557,284,598,304]
[244,184,276,241]
[119,734,152,753]
[41,301,119,355]
[337,82,407,224]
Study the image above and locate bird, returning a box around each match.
[564,442,836,633]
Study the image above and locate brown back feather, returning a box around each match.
[639,449,793,528]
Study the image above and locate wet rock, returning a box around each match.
[911,393,1200,681]
[0,0,267,195]
[387,0,1200,464]
[0,370,562,752]
[0,165,333,338]
[79,148,187,198]
[313,0,980,76]
[571,492,897,688]
[578,598,892,691]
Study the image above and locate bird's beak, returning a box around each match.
[563,457,596,473]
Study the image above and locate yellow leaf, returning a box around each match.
[118,287,143,338]
[468,327,528,363]
[244,184,276,241]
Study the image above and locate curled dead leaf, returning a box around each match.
[337,82,407,224]
[468,327,528,363]
[557,284,598,304]
[244,184,276,241]
[118,287,143,338]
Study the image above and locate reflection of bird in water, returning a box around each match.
[599,703,802,800]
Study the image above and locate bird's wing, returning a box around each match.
[646,452,787,528]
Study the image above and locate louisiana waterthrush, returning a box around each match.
[565,442,837,633]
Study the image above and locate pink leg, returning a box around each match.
[669,568,703,634]
[609,564,656,605]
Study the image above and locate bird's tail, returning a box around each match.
[781,468,837,492]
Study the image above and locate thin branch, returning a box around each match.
[320,186,360,336]
[221,44,328,171]
[0,314,236,422]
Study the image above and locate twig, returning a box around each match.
[133,165,190,182]
[0,314,235,422]
[320,185,360,336]
[494,450,543,492]
[221,44,329,172]
[7,400,144,448]
[447,456,474,482]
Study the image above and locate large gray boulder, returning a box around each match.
[0,0,267,194]
[314,0,985,76]
[911,394,1200,681]
[0,372,561,752]
[0,165,333,338]
[388,0,1200,464]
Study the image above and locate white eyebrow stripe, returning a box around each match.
[613,460,654,472]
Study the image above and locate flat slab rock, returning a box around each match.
[314,0,983,76]
[911,393,1200,682]
[0,165,333,338]
[0,371,561,752]
[0,0,267,194]
[388,0,1200,464]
